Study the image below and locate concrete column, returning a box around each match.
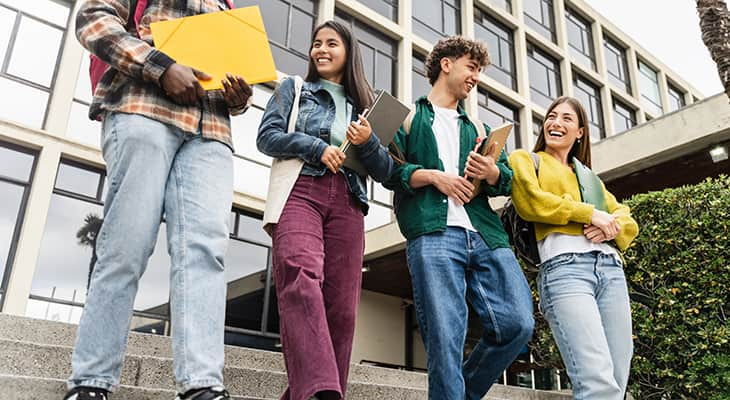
[3,145,61,315]
[318,0,335,22]
[462,0,479,116]
[44,0,85,136]
[398,0,414,103]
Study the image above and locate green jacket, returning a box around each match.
[384,96,513,248]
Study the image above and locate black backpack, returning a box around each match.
[501,152,541,270]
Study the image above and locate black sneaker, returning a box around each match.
[174,386,230,400]
[63,387,109,400]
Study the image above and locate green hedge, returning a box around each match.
[528,175,730,399]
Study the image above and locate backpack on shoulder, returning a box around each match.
[501,152,541,270]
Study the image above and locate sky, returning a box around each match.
[583,0,723,97]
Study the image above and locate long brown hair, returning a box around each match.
[533,96,592,168]
[305,20,374,112]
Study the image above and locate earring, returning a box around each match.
[577,138,582,144]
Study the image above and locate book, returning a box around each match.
[339,90,411,176]
[469,122,513,197]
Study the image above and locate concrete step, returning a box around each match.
[0,339,430,400]
[0,313,571,399]
[0,374,270,400]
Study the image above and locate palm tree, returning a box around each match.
[76,213,103,290]
[697,0,730,100]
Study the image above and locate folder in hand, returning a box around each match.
[150,6,278,90]
[468,122,512,198]
[339,90,411,176]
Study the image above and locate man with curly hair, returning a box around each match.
[384,36,534,399]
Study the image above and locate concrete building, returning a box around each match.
[0,0,727,393]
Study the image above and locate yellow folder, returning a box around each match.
[150,6,278,90]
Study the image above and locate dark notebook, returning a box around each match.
[339,90,411,176]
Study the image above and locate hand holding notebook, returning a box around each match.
[466,122,513,197]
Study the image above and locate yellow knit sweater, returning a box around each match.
[508,149,639,251]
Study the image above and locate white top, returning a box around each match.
[538,232,621,265]
[432,105,476,232]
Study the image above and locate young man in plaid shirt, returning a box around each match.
[65,1,251,399]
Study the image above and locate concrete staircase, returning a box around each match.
[0,313,571,400]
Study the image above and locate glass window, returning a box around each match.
[573,74,604,141]
[412,53,431,100]
[603,37,630,93]
[28,161,170,329]
[565,8,595,71]
[225,210,279,339]
[523,0,555,42]
[6,16,63,87]
[638,61,662,116]
[0,142,35,308]
[475,8,516,90]
[55,161,103,199]
[234,0,318,76]
[336,11,397,95]
[613,99,636,134]
[477,89,520,153]
[668,83,686,112]
[0,144,35,182]
[0,0,70,26]
[412,0,461,44]
[527,44,561,109]
[0,77,49,129]
[0,6,15,64]
[532,116,542,148]
[67,51,103,146]
[0,1,70,130]
[485,0,511,13]
[358,0,398,21]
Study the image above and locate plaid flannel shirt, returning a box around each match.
[76,0,247,148]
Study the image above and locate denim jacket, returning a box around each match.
[257,77,394,214]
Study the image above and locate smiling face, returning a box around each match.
[310,27,347,84]
[543,102,584,154]
[443,55,481,100]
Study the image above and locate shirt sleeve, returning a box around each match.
[382,126,424,194]
[603,184,639,251]
[509,150,594,225]
[75,0,175,85]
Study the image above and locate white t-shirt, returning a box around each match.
[432,105,476,232]
[538,233,621,265]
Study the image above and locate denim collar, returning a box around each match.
[304,78,355,106]
[415,95,470,121]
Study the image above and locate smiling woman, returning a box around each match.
[508,96,639,400]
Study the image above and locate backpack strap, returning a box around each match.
[287,76,304,133]
[402,105,416,134]
[530,152,540,172]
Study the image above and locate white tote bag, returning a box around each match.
[262,75,305,235]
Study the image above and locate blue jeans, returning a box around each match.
[406,227,534,400]
[538,251,633,400]
[69,113,233,393]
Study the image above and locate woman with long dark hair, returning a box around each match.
[508,96,639,399]
[257,20,394,400]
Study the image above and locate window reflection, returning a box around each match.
[604,36,630,93]
[7,16,63,87]
[0,0,70,27]
[573,74,604,141]
[412,54,431,101]
[234,0,317,76]
[336,11,397,95]
[358,0,397,21]
[523,0,555,42]
[412,0,461,44]
[566,8,595,71]
[527,44,561,110]
[638,61,662,116]
[0,183,25,289]
[478,89,520,153]
[475,9,516,90]
[0,77,49,129]
[0,6,15,64]
[0,144,35,182]
[613,99,636,134]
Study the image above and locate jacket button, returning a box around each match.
[442,199,447,203]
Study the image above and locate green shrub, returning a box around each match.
[528,175,730,399]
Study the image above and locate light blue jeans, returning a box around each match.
[69,113,233,393]
[406,227,534,400]
[538,251,633,400]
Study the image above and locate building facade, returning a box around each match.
[1,0,724,392]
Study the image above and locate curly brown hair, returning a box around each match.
[425,36,490,85]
